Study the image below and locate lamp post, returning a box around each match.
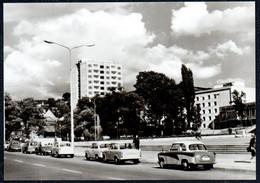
[44,40,94,147]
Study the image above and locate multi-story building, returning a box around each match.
[195,82,255,129]
[71,58,123,109]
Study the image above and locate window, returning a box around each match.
[209,116,212,120]
[118,77,121,80]
[100,71,104,74]
[106,71,110,74]
[106,66,109,69]
[100,65,104,69]
[100,76,104,79]
[214,109,217,113]
[89,86,92,89]
[88,81,92,83]
[214,101,217,106]
[88,70,92,73]
[208,102,211,107]
[202,103,205,107]
[214,94,218,99]
[203,110,205,114]
[202,97,205,100]
[88,64,92,67]
[209,109,211,113]
[101,81,104,84]
[170,144,179,151]
[203,124,206,128]
[117,66,121,70]
[196,97,199,101]
[101,87,104,90]
[203,117,205,121]
[107,76,110,79]
[118,72,121,75]
[88,75,92,78]
[208,95,210,99]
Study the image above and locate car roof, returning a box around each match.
[171,141,205,145]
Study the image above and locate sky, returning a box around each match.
[4,2,255,100]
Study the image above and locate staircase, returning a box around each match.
[140,144,250,154]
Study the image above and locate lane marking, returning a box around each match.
[13,159,23,163]
[108,177,125,180]
[33,163,46,167]
[61,169,82,174]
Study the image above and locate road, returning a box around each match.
[4,152,255,180]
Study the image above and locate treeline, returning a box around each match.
[5,64,202,141]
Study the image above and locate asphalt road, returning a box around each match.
[4,151,255,181]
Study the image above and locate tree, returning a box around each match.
[134,71,181,136]
[4,93,22,140]
[231,90,245,125]
[180,64,195,129]
[62,92,70,102]
[18,98,45,138]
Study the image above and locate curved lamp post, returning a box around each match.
[44,40,94,147]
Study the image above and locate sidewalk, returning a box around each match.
[74,147,256,172]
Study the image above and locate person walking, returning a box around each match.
[133,135,140,149]
[248,133,256,159]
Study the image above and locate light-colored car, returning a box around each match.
[22,141,38,153]
[8,140,21,152]
[51,141,74,158]
[35,141,54,155]
[157,141,216,170]
[85,142,109,161]
[102,143,141,164]
[4,141,10,151]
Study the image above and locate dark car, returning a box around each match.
[8,140,21,152]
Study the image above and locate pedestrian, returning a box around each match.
[247,133,256,159]
[133,135,140,149]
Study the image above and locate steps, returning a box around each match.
[140,144,250,154]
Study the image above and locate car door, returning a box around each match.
[167,143,181,165]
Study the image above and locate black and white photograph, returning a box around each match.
[3,1,256,181]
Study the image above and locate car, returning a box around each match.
[51,141,74,158]
[85,142,109,161]
[4,141,10,151]
[102,143,141,164]
[8,140,21,152]
[157,141,216,170]
[35,140,54,155]
[22,140,39,153]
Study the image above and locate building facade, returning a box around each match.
[71,58,123,109]
[195,82,255,129]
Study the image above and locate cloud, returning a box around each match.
[171,2,254,36]
[210,40,251,59]
[186,63,222,79]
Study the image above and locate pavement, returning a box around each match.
[74,134,256,172]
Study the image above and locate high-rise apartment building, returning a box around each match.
[195,82,255,129]
[71,58,123,109]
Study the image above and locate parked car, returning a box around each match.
[8,140,21,152]
[102,143,141,164]
[4,141,10,151]
[22,141,39,153]
[85,142,109,161]
[157,141,216,170]
[35,140,54,155]
[51,141,74,158]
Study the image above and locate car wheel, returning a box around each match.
[114,157,120,164]
[85,153,90,160]
[159,158,166,168]
[70,154,74,158]
[182,160,190,170]
[203,164,213,170]
[56,152,60,158]
[95,155,99,161]
[133,159,140,164]
[103,154,107,162]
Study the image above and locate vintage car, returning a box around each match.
[4,141,10,151]
[51,141,74,158]
[102,143,141,164]
[22,141,39,153]
[8,140,21,152]
[85,142,109,161]
[157,141,216,170]
[35,141,54,155]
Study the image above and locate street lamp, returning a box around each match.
[44,40,94,147]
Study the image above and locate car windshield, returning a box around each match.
[189,144,207,151]
[60,143,71,147]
